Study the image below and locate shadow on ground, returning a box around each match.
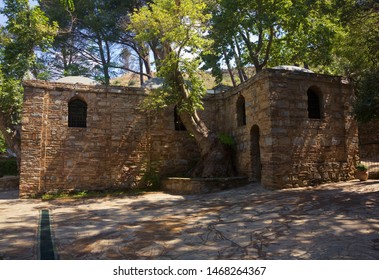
[1,180,379,259]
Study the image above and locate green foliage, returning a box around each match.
[0,133,6,153]
[40,188,153,201]
[1,0,58,80]
[353,68,379,123]
[140,172,160,189]
[130,0,212,112]
[0,0,58,159]
[274,0,342,69]
[59,0,75,11]
[206,0,343,79]
[331,1,379,123]
[217,133,235,149]
[330,1,379,77]
[0,158,18,176]
[0,72,23,126]
[356,163,368,171]
[39,0,145,84]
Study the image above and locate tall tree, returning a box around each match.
[37,0,91,79]
[39,0,152,84]
[208,0,341,78]
[0,0,57,164]
[130,0,236,177]
[334,0,379,122]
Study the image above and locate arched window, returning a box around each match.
[237,95,246,126]
[174,106,186,131]
[68,98,87,127]
[307,87,322,119]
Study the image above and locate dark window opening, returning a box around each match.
[237,95,246,126]
[174,106,186,131]
[307,88,321,119]
[251,125,261,182]
[68,99,87,127]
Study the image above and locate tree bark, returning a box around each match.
[222,47,237,87]
[232,37,248,82]
[178,110,236,177]
[172,71,236,177]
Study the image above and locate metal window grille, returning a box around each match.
[68,99,87,128]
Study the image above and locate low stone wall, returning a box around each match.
[162,177,249,194]
[0,176,19,191]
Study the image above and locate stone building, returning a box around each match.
[19,68,359,197]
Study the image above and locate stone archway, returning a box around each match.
[251,125,261,182]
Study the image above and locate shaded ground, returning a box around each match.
[0,180,378,260]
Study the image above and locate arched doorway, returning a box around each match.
[251,125,261,182]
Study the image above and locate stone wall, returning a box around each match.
[211,69,358,188]
[0,176,19,191]
[210,73,274,186]
[20,69,358,197]
[20,81,199,197]
[266,70,358,187]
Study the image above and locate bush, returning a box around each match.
[0,134,6,154]
[356,163,368,171]
[353,68,379,123]
[0,158,18,176]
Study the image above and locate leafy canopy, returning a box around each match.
[0,0,57,141]
[1,0,58,80]
[207,0,342,74]
[130,0,213,112]
[354,69,379,123]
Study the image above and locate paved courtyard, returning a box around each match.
[0,180,378,260]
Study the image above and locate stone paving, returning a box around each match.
[0,180,379,260]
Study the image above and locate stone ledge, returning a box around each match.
[162,176,249,195]
[0,176,20,191]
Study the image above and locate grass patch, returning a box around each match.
[41,187,159,201]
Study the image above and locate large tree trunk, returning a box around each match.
[178,110,236,177]
[173,71,236,178]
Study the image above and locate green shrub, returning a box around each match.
[218,133,236,149]
[356,163,368,171]
[0,134,6,153]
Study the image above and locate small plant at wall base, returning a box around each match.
[140,161,161,190]
[356,163,369,181]
[356,163,368,171]
[218,133,236,149]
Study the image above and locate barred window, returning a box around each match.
[68,99,87,128]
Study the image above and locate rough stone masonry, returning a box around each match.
[19,68,359,197]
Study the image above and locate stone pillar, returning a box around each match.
[19,86,47,197]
